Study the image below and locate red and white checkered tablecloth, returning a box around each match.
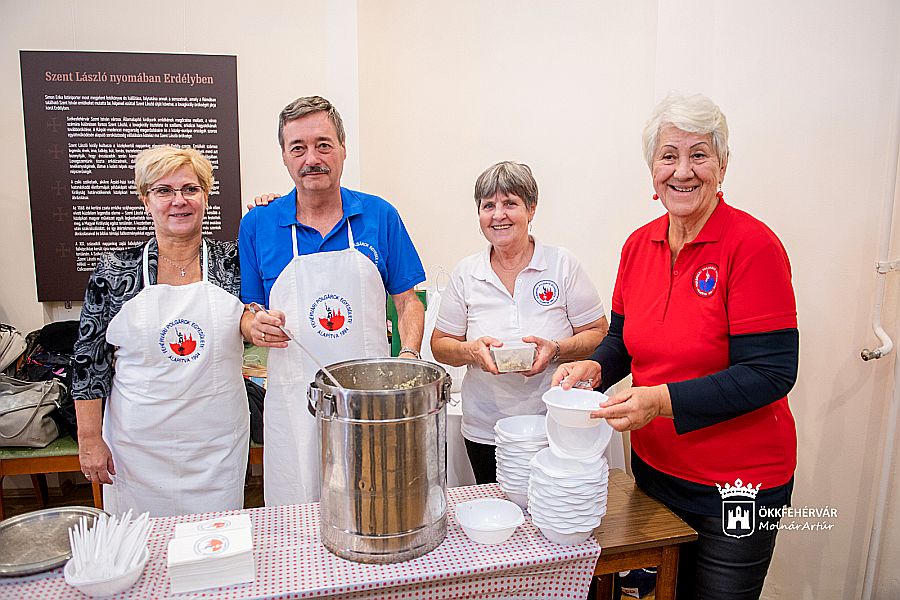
[1,484,601,600]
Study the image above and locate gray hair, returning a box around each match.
[278,95,346,148]
[642,93,729,168]
[474,161,539,210]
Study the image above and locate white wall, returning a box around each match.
[357,1,900,598]
[2,1,900,597]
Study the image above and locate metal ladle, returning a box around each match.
[247,302,346,392]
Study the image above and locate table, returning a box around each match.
[592,470,698,600]
[1,485,601,600]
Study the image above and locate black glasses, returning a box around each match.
[148,185,204,200]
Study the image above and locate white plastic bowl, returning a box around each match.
[494,415,547,440]
[538,526,595,546]
[64,547,149,598]
[541,387,607,428]
[546,412,613,459]
[531,447,605,478]
[502,489,529,510]
[455,498,525,544]
[490,342,536,373]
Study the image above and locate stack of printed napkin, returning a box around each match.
[167,513,255,594]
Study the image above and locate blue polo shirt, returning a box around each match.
[238,187,426,307]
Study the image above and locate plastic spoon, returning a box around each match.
[246,302,346,393]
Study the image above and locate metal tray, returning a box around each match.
[0,506,106,576]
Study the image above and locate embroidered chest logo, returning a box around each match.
[194,535,229,555]
[354,241,380,266]
[309,294,353,339]
[693,264,719,297]
[158,320,206,363]
[533,280,560,306]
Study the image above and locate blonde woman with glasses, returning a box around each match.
[72,145,249,517]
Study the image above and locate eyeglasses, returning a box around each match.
[148,185,204,200]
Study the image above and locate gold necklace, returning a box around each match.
[159,251,199,277]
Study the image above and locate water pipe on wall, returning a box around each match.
[860,76,900,600]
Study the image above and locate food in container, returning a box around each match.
[490,342,536,373]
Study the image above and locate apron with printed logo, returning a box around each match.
[103,240,249,517]
[264,222,388,506]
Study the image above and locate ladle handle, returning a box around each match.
[247,302,345,391]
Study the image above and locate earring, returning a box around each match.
[652,193,659,200]
[716,183,724,201]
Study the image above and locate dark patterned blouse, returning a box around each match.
[71,238,241,401]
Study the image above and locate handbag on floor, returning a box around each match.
[0,375,63,447]
[0,324,27,372]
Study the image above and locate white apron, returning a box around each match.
[264,222,388,506]
[103,240,249,517]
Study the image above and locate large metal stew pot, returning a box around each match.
[308,358,450,563]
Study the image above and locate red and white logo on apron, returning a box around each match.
[194,534,229,555]
[308,294,354,339]
[158,319,206,362]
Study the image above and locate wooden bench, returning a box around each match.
[0,438,264,520]
[0,435,102,520]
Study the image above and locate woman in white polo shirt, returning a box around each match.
[431,161,609,483]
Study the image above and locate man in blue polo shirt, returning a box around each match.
[239,95,426,506]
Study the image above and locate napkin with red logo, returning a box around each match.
[167,513,255,594]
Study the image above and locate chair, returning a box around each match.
[0,435,102,520]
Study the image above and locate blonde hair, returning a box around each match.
[134,146,214,198]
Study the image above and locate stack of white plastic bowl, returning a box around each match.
[528,387,614,545]
[494,415,548,509]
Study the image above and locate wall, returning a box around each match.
[2,0,899,597]
[0,0,361,330]
[357,1,900,598]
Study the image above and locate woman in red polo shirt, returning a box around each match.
[553,94,798,600]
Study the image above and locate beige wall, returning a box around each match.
[0,0,361,328]
[357,1,900,598]
[2,0,900,597]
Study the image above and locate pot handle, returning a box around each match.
[307,382,321,417]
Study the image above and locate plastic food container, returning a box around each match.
[454,498,525,544]
[490,342,536,373]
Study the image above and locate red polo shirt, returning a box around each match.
[613,200,797,488]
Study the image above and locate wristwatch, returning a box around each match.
[398,347,421,359]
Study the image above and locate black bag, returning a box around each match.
[245,378,265,444]
[16,321,80,438]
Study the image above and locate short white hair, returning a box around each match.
[642,93,729,168]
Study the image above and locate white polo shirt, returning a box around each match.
[436,238,606,444]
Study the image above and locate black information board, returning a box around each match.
[20,51,241,301]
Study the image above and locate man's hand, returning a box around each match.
[246,304,290,348]
[246,193,280,211]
